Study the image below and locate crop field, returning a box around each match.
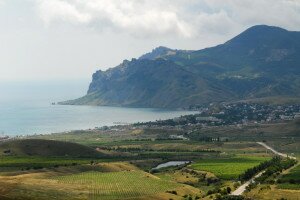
[277,183,300,190]
[246,185,300,200]
[54,170,180,199]
[278,164,300,190]
[190,156,271,179]
[0,156,104,170]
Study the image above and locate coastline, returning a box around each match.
[0,104,198,138]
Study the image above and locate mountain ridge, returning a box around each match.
[60,25,300,108]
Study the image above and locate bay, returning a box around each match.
[0,80,196,136]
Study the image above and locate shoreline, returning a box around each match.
[0,104,197,138]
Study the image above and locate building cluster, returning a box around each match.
[136,103,300,128]
[216,103,300,125]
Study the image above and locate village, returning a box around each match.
[136,103,300,128]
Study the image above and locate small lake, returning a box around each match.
[152,161,191,170]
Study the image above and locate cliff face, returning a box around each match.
[61,25,300,108]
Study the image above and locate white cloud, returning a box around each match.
[36,0,194,38]
[1,0,300,81]
[34,0,300,39]
[202,0,300,30]
[37,0,92,24]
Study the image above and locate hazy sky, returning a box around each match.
[1,0,300,81]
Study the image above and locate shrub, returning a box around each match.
[166,190,177,195]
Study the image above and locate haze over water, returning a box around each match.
[0,80,196,136]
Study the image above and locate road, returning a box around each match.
[257,142,297,160]
[231,171,264,196]
[231,142,296,196]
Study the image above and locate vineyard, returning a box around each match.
[54,170,179,199]
[190,156,271,179]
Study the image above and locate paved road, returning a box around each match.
[231,142,296,196]
[231,171,264,196]
[257,142,297,159]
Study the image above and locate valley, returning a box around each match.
[1,1,299,199]
[1,107,299,199]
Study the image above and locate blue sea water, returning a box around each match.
[0,80,196,136]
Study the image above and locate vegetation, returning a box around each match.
[0,117,299,199]
[215,195,246,200]
[0,156,105,171]
[0,139,104,157]
[55,171,180,199]
[255,157,297,183]
[245,184,300,200]
[62,25,300,109]
[240,156,279,181]
[277,164,300,189]
[191,156,270,180]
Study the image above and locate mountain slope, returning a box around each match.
[63,59,234,108]
[61,25,300,108]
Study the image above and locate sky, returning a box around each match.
[0,0,300,82]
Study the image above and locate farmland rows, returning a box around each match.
[191,156,270,179]
[55,171,178,199]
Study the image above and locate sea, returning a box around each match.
[0,80,196,136]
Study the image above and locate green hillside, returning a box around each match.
[0,139,104,158]
[61,25,300,108]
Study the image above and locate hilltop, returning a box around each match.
[61,25,300,108]
[0,139,105,157]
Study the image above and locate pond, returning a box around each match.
[152,161,191,170]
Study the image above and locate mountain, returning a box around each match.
[61,25,300,108]
[139,46,192,60]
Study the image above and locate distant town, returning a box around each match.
[135,103,300,128]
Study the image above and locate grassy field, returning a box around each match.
[246,185,300,200]
[55,171,180,199]
[26,128,179,146]
[0,139,123,173]
[0,139,105,157]
[0,162,200,200]
[277,183,300,190]
[0,119,298,199]
[190,156,271,180]
[0,156,107,172]
[277,164,300,190]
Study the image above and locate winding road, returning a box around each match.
[257,142,296,160]
[231,142,296,196]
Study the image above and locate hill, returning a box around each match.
[61,25,300,108]
[0,139,104,157]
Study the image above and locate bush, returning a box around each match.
[226,187,232,194]
[233,182,240,188]
[207,190,214,195]
[215,195,245,200]
[240,157,297,183]
[166,190,177,195]
[289,179,296,184]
